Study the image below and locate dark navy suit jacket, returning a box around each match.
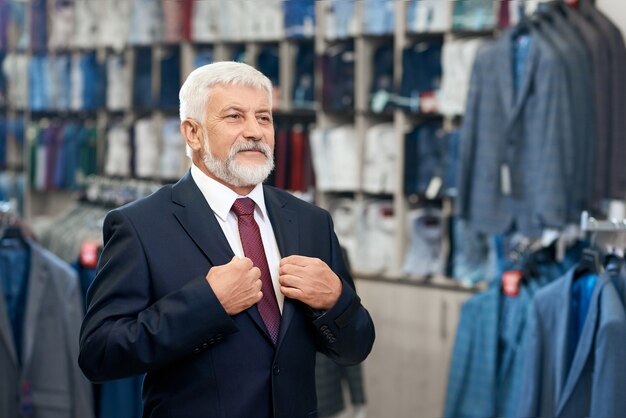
[78,171,375,418]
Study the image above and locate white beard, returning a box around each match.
[202,133,275,188]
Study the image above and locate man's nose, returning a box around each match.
[243,117,263,140]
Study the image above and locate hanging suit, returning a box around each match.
[444,277,550,417]
[576,2,626,200]
[456,29,572,237]
[518,269,626,417]
[533,11,594,221]
[0,241,94,418]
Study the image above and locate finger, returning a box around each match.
[279,274,305,289]
[280,285,305,300]
[248,266,261,279]
[280,255,312,267]
[231,256,254,270]
[279,262,307,277]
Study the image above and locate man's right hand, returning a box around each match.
[206,256,263,315]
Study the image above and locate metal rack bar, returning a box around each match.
[580,211,626,232]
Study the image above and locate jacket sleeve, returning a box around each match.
[78,208,238,383]
[311,212,375,366]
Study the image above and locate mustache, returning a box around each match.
[229,141,273,159]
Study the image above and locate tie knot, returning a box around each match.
[232,197,256,217]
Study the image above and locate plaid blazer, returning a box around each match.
[456,29,573,237]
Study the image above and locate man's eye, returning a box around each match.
[258,116,272,123]
[227,114,240,120]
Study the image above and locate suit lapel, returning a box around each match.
[552,269,575,407]
[498,282,531,383]
[264,187,300,347]
[264,187,299,258]
[495,34,515,123]
[172,173,273,340]
[172,173,301,344]
[484,286,498,409]
[556,272,604,416]
[171,171,234,268]
[510,32,538,121]
[21,243,48,375]
[496,30,539,132]
[0,276,17,365]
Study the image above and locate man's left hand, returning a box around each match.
[279,255,342,310]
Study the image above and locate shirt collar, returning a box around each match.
[190,163,268,222]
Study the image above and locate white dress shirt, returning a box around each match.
[362,123,396,194]
[192,1,220,43]
[134,117,160,179]
[73,0,100,49]
[190,164,284,313]
[104,123,131,177]
[439,38,484,116]
[160,118,186,180]
[106,53,131,111]
[2,53,28,109]
[48,2,75,50]
[99,0,131,52]
[310,125,359,192]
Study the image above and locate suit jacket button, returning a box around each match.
[209,338,215,345]
[193,347,201,354]
[273,365,280,375]
[216,334,223,341]
[201,342,209,349]
[320,325,329,332]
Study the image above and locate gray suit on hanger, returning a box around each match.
[534,14,594,221]
[456,29,572,237]
[0,241,94,418]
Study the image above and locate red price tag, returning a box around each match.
[419,92,439,113]
[502,270,522,297]
[80,240,101,268]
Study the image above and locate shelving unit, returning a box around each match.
[310,2,492,416]
[3,2,497,416]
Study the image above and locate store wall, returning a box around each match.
[598,0,626,37]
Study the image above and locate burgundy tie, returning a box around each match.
[231,198,281,344]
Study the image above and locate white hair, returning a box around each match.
[180,61,272,121]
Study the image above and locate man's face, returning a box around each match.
[201,84,275,188]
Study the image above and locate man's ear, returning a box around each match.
[181,119,203,154]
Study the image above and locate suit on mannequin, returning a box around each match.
[78,61,375,418]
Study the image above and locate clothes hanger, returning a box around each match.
[570,224,602,278]
[0,211,27,249]
[522,242,553,281]
[602,230,625,274]
[535,0,567,19]
[574,245,602,278]
[512,2,544,39]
